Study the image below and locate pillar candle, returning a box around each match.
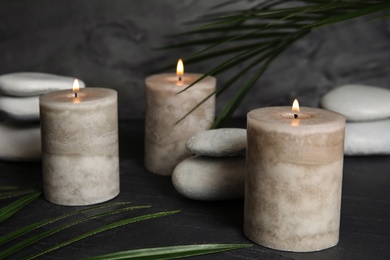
[39,86,119,206]
[244,103,345,252]
[145,61,216,176]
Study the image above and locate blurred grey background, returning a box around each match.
[0,0,389,120]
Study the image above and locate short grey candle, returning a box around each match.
[39,86,119,206]
[244,102,346,252]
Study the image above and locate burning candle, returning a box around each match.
[145,59,216,176]
[244,100,346,252]
[39,80,119,206]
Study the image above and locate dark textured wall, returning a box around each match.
[1,0,389,119]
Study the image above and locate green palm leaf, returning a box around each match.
[0,188,41,200]
[0,186,23,191]
[83,244,252,260]
[0,202,133,246]
[0,205,152,259]
[304,3,390,29]
[161,0,390,127]
[26,210,181,260]
[0,191,41,223]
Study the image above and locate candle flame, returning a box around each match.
[292,99,300,113]
[176,59,184,79]
[73,79,80,92]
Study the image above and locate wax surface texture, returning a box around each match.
[40,88,119,206]
[244,106,346,252]
[145,73,216,176]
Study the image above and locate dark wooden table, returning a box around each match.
[1,120,389,259]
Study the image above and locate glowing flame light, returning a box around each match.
[73,79,80,92]
[176,59,184,80]
[292,99,300,113]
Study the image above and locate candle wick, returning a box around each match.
[294,113,298,119]
[178,76,182,82]
[74,92,78,98]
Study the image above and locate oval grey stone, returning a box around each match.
[172,156,245,201]
[0,72,86,97]
[186,128,246,157]
[0,121,41,161]
[0,95,39,121]
[320,84,390,121]
[345,119,390,155]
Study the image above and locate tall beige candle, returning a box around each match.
[244,102,346,252]
[145,61,216,176]
[39,85,119,206]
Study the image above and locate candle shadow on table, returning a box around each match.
[118,118,245,233]
[172,193,245,231]
[118,119,145,166]
[0,160,42,187]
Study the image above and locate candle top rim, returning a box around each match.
[40,87,117,105]
[248,106,345,128]
[145,73,216,88]
[146,72,215,79]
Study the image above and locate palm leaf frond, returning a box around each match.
[0,191,41,223]
[83,244,252,260]
[0,205,153,259]
[26,210,181,260]
[0,202,133,246]
[0,188,41,200]
[161,0,390,127]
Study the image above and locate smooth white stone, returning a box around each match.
[186,128,246,157]
[172,156,245,201]
[0,95,39,121]
[320,84,390,121]
[0,72,85,97]
[0,121,41,161]
[345,119,390,155]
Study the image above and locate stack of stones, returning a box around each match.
[172,128,247,201]
[321,84,390,155]
[0,72,85,161]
